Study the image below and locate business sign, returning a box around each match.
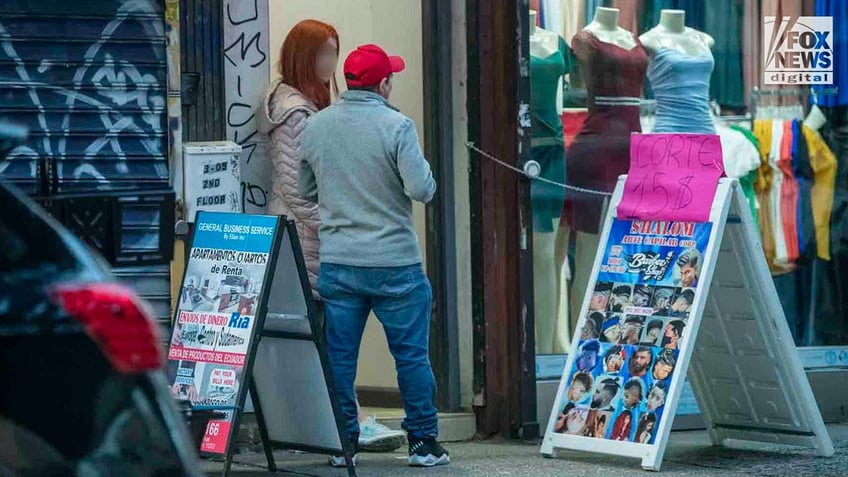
[618,134,724,224]
[166,212,280,455]
[541,136,833,470]
[184,142,243,222]
[764,16,834,85]
[551,219,710,443]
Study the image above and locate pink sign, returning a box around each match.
[618,134,725,222]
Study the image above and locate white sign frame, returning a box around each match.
[540,177,834,470]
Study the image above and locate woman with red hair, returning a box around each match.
[257,20,405,464]
[258,19,340,298]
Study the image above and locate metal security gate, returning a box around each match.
[0,0,175,326]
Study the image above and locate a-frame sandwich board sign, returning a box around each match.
[540,177,834,471]
[249,218,357,477]
[166,211,284,473]
[166,212,355,477]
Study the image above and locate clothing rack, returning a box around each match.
[749,87,839,118]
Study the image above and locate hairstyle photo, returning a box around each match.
[652,348,677,381]
[591,282,614,311]
[601,315,623,343]
[583,312,606,340]
[609,284,633,312]
[636,412,658,444]
[576,340,601,372]
[675,249,702,288]
[631,285,654,307]
[671,288,695,317]
[603,344,626,374]
[641,318,665,345]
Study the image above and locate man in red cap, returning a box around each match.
[298,44,448,468]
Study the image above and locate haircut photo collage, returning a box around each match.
[553,220,710,445]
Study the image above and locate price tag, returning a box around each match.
[618,134,724,222]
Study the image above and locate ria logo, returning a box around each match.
[764,16,833,85]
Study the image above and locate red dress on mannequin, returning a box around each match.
[563,30,648,234]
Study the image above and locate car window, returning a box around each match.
[0,183,78,275]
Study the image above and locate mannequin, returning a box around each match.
[562,6,648,338]
[640,10,715,134]
[639,10,714,56]
[583,7,637,50]
[529,9,571,354]
[530,10,560,57]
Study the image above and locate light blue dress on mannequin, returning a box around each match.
[648,48,716,134]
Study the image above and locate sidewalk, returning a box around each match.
[205,423,848,476]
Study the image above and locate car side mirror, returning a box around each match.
[0,122,28,160]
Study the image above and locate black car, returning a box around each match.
[0,123,202,476]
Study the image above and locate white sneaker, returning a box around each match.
[358,416,407,452]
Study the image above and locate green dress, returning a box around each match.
[530,36,573,233]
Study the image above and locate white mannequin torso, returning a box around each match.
[530,10,560,57]
[584,6,637,50]
[639,9,714,56]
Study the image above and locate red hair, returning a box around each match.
[279,19,339,110]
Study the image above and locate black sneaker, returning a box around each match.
[329,433,359,468]
[408,437,450,467]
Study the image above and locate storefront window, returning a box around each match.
[528,0,847,372]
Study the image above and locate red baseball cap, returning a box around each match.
[343,44,405,88]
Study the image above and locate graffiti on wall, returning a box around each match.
[0,0,170,192]
[223,0,270,214]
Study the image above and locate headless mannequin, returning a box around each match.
[530,9,567,354]
[530,10,559,57]
[583,7,637,50]
[639,10,714,56]
[559,7,635,344]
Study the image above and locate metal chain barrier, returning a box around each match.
[465,142,613,197]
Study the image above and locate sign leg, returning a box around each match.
[248,379,278,472]
[540,438,556,459]
[223,453,233,477]
[641,454,662,472]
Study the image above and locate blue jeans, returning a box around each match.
[318,262,438,439]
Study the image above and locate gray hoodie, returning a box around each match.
[298,90,436,268]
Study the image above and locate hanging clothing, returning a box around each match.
[768,120,791,270]
[803,125,838,260]
[779,120,800,264]
[813,0,848,106]
[562,0,585,43]
[531,0,542,22]
[542,0,564,35]
[584,0,605,28]
[531,36,573,232]
[731,125,763,225]
[717,123,761,223]
[612,0,641,33]
[761,0,805,106]
[703,0,745,108]
[564,30,649,234]
[648,48,716,133]
[742,0,761,97]
[646,0,706,30]
[793,120,816,259]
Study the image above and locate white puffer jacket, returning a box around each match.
[257,80,320,298]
